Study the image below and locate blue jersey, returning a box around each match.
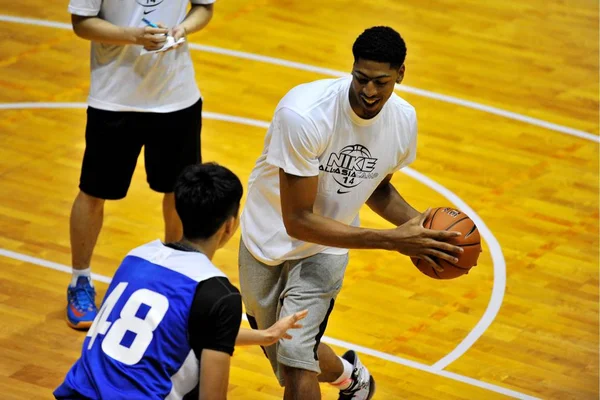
[55,240,228,400]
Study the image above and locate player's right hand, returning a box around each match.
[133,25,169,50]
[390,209,464,271]
[262,310,308,346]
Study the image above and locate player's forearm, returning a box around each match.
[180,4,214,35]
[283,211,396,250]
[199,350,229,400]
[366,183,420,226]
[199,379,227,400]
[71,15,139,45]
[235,327,271,346]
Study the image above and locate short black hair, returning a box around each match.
[352,26,407,68]
[174,163,243,240]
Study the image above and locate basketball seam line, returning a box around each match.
[428,208,442,229]
[444,216,470,231]
[448,264,472,270]
[464,224,478,238]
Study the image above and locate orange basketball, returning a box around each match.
[410,207,482,279]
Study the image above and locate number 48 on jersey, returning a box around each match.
[86,282,170,365]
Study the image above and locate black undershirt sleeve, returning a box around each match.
[187,276,242,357]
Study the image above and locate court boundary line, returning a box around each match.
[1,102,505,372]
[0,13,596,143]
[0,248,536,400]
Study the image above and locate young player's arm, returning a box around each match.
[235,310,308,346]
[188,277,242,400]
[271,108,462,269]
[199,350,229,400]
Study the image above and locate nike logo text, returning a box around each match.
[337,189,350,194]
[143,9,156,15]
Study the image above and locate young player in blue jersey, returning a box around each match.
[55,163,307,400]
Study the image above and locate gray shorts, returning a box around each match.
[238,240,348,386]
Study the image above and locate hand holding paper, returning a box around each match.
[140,35,186,55]
[139,18,185,55]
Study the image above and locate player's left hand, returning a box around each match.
[166,25,187,51]
[262,310,308,346]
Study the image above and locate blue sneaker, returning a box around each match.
[66,276,98,330]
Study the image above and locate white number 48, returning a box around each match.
[86,282,169,365]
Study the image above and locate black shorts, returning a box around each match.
[79,99,202,200]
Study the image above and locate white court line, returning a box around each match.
[0,248,537,400]
[0,14,597,143]
[1,102,507,378]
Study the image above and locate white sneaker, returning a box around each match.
[337,350,376,400]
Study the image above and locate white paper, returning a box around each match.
[140,36,186,55]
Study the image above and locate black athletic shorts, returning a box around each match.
[79,98,202,200]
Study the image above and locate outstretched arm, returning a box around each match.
[235,310,308,346]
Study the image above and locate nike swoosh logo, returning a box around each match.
[337,189,350,194]
[143,9,156,15]
[70,304,85,318]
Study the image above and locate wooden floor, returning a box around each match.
[0,0,598,399]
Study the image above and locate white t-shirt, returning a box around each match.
[68,0,214,112]
[241,76,418,265]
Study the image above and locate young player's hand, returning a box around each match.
[391,209,463,271]
[261,310,308,346]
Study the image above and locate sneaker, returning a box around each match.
[338,350,376,400]
[66,276,98,330]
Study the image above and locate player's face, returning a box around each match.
[349,59,405,119]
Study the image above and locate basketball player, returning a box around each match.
[239,26,464,399]
[66,0,215,329]
[55,163,308,400]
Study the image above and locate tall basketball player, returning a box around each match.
[238,26,464,400]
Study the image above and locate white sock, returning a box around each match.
[329,356,354,390]
[71,268,93,287]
